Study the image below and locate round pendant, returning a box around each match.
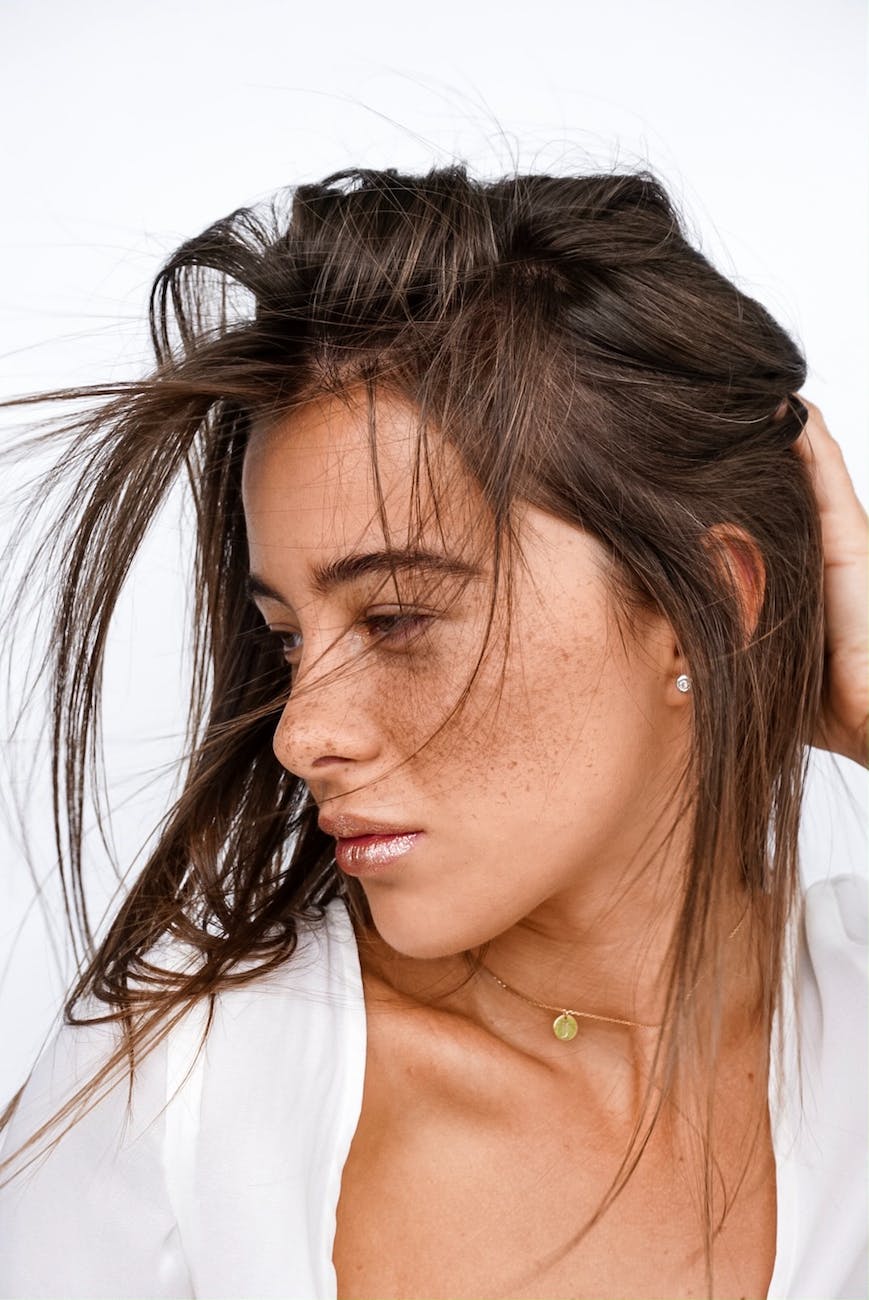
[552,1012,578,1041]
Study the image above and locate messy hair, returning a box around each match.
[0,163,820,1293]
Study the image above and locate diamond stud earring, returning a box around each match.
[675,673,692,693]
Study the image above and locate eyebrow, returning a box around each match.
[246,547,482,607]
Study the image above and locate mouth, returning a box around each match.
[318,814,422,878]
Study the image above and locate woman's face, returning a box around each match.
[242,387,692,959]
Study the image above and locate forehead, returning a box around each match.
[242,387,485,564]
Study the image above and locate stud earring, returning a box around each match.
[675,673,692,693]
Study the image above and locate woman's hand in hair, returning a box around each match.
[788,396,869,768]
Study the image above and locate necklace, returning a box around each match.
[478,910,749,1041]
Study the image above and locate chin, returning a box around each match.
[358,886,497,961]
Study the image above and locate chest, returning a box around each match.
[332,1016,777,1299]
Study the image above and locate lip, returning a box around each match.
[318,813,419,840]
[333,831,422,877]
[318,814,422,878]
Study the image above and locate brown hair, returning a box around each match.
[1,163,821,1290]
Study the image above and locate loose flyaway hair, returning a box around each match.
[0,162,821,1295]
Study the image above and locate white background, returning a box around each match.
[1,0,867,1104]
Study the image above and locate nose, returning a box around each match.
[272,652,382,785]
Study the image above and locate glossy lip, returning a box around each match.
[333,831,422,877]
[318,812,419,840]
[318,813,423,878]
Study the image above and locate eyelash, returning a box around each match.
[271,612,433,668]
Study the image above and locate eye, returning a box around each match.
[266,611,433,670]
[272,629,303,667]
[362,610,434,646]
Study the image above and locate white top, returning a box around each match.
[1,874,866,1300]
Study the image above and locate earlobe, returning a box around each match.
[703,522,766,644]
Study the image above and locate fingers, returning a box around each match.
[786,393,868,540]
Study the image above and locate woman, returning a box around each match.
[0,165,866,1300]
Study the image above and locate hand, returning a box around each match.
[785,396,869,768]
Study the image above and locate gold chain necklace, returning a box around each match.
[478,910,749,1041]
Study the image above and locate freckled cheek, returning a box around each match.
[370,635,605,801]
[365,659,475,763]
[489,656,603,780]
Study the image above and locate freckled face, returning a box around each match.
[242,388,690,959]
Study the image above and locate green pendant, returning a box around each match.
[552,1012,578,1041]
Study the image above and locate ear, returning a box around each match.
[703,523,766,644]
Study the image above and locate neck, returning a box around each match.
[353,851,764,1081]
[468,885,758,1057]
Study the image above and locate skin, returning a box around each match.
[787,396,869,768]
[243,385,742,1036]
[241,384,866,1298]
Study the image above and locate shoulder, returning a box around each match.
[783,872,867,1121]
[769,888,868,1295]
[802,871,867,945]
[5,895,364,1141]
[1,897,363,1184]
[0,897,364,1297]
[186,891,365,1103]
[798,872,867,1015]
